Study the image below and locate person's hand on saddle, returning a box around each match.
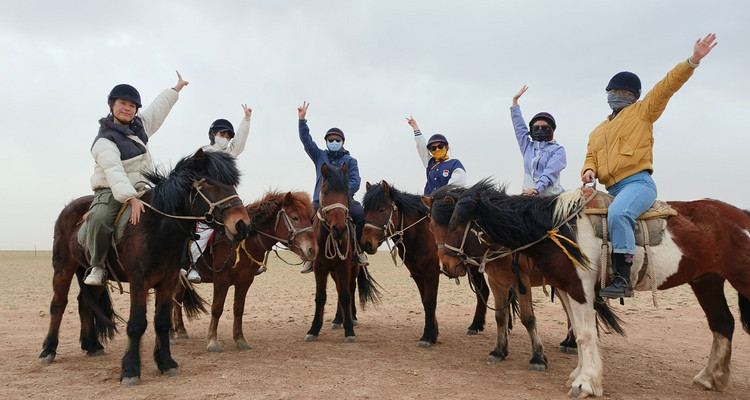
[173,70,189,92]
[582,169,595,185]
[512,85,528,106]
[298,101,309,120]
[523,188,539,196]
[406,116,420,132]
[690,33,717,65]
[128,197,146,224]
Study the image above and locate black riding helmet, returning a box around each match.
[108,84,142,108]
[208,119,235,144]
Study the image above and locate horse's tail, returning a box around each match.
[594,299,626,336]
[739,292,750,335]
[76,270,120,342]
[182,282,208,319]
[357,266,383,309]
[508,287,519,331]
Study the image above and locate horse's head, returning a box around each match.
[424,185,472,277]
[360,180,398,254]
[258,191,318,261]
[317,163,350,239]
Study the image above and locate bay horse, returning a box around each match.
[438,179,750,397]
[172,190,317,352]
[360,180,491,348]
[426,184,622,371]
[39,149,251,386]
[305,163,380,343]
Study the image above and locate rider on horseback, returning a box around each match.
[83,72,189,286]
[406,116,467,195]
[582,34,718,298]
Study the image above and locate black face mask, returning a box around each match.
[530,125,553,142]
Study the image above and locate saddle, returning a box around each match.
[77,203,133,246]
[581,187,677,246]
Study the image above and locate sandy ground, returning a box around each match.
[1,250,749,400]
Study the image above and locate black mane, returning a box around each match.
[323,163,349,194]
[362,181,429,218]
[429,184,465,226]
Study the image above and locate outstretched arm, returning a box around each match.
[689,33,717,65]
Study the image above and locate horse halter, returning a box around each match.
[256,206,313,251]
[363,201,398,246]
[437,219,511,274]
[190,178,244,226]
[316,201,352,260]
[364,201,429,267]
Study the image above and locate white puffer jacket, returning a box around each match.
[200,115,251,157]
[90,88,179,203]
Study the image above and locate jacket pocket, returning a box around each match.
[90,190,113,210]
[617,136,634,156]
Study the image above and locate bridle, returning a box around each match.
[142,178,243,227]
[254,205,313,264]
[364,200,428,267]
[437,219,512,274]
[316,200,351,260]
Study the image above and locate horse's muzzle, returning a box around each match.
[233,219,249,241]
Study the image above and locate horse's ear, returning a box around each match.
[321,163,329,177]
[366,181,371,191]
[380,180,390,196]
[444,196,455,205]
[421,196,432,209]
[283,192,294,205]
[193,148,207,160]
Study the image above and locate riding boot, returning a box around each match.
[599,253,633,299]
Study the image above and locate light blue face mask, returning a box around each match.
[327,141,342,151]
[607,91,637,111]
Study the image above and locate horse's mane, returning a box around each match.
[323,163,349,194]
[429,184,465,226]
[362,182,429,219]
[143,150,241,213]
[246,190,313,226]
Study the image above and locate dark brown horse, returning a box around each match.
[360,180,490,348]
[39,150,251,386]
[438,179,750,397]
[172,190,317,352]
[305,163,380,343]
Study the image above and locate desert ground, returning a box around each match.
[1,250,748,400]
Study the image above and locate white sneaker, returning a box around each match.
[187,268,201,283]
[84,266,107,286]
[300,261,313,274]
[356,253,369,267]
[255,266,267,275]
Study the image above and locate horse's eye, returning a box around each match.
[292,216,300,222]
[379,208,386,213]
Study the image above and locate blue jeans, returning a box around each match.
[607,171,657,255]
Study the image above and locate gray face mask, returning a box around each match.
[607,91,637,111]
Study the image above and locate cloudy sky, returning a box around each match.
[2,1,748,250]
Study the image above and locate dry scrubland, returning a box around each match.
[1,250,749,399]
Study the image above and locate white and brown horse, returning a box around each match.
[437,179,750,398]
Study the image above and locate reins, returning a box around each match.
[316,202,351,260]
[364,201,429,267]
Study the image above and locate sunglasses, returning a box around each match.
[531,125,552,133]
[428,143,445,151]
[327,137,342,143]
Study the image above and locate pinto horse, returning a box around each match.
[305,163,380,343]
[360,180,490,348]
[437,179,750,398]
[172,190,318,352]
[39,150,251,386]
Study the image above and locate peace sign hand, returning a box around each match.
[298,101,309,120]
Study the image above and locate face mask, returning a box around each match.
[607,92,637,111]
[430,147,448,160]
[327,141,342,151]
[530,126,553,142]
[214,136,229,150]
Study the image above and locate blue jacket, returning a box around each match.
[425,158,464,196]
[510,105,566,195]
[299,119,361,203]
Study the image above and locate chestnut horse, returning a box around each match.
[360,180,491,348]
[305,163,380,343]
[426,184,622,371]
[172,190,318,352]
[39,150,251,386]
[438,179,750,397]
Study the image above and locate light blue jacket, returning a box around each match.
[510,105,566,195]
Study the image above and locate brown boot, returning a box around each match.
[599,253,633,298]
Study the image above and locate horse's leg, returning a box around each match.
[558,289,603,398]
[152,283,179,377]
[232,280,252,350]
[517,272,547,372]
[414,273,439,348]
[305,268,327,342]
[690,274,733,391]
[171,281,189,343]
[485,269,510,362]
[338,267,356,343]
[77,285,108,356]
[207,281,230,352]
[466,265,488,335]
[557,295,578,354]
[39,258,78,364]
[120,282,149,386]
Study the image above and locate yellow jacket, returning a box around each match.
[582,60,697,188]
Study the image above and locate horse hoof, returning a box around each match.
[236,342,252,350]
[207,343,223,353]
[344,336,356,343]
[528,363,547,372]
[352,319,358,326]
[559,345,578,355]
[486,355,506,363]
[466,329,479,336]
[161,368,180,377]
[178,333,190,340]
[331,323,342,330]
[120,377,140,387]
[169,338,176,345]
[39,355,55,364]
[417,341,432,348]
[567,384,591,398]
[304,334,318,342]
[86,349,106,357]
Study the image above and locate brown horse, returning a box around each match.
[39,150,251,386]
[172,190,317,352]
[438,179,750,397]
[305,163,380,343]
[360,180,491,348]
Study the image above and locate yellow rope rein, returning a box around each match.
[232,239,268,270]
[546,229,590,271]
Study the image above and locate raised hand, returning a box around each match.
[690,33,717,64]
[242,104,252,118]
[406,115,420,132]
[513,85,528,106]
[298,101,309,120]
[174,70,189,92]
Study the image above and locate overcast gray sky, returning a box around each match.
[2,1,748,250]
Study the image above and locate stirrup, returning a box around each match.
[300,261,313,274]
